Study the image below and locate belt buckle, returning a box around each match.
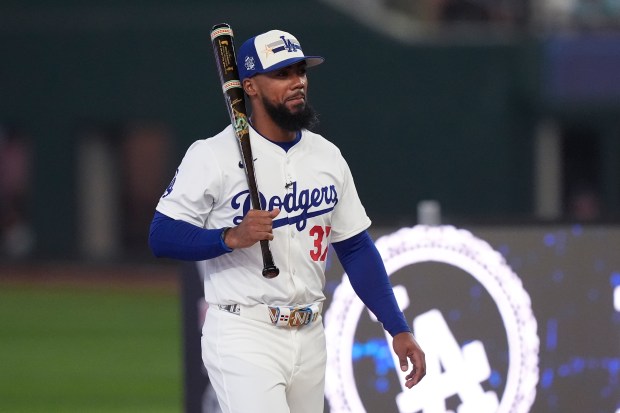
[268,305,319,327]
[289,306,313,327]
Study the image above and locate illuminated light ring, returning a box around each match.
[324,225,539,413]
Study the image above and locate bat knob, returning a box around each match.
[262,266,280,279]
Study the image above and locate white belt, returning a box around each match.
[216,303,322,327]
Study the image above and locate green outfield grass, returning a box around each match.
[0,280,182,413]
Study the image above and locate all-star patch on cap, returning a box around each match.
[237,30,324,81]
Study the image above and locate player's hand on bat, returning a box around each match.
[224,208,280,249]
[392,331,426,388]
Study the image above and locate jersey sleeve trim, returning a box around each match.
[328,217,372,244]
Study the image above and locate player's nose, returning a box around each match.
[292,74,306,90]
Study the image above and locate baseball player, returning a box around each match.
[149,29,426,413]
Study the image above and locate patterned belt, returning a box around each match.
[217,303,321,327]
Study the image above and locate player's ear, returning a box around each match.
[243,78,257,96]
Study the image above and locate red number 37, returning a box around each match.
[309,225,331,261]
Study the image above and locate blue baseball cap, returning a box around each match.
[237,30,324,81]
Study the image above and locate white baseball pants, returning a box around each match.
[201,306,327,413]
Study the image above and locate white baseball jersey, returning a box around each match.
[156,124,371,307]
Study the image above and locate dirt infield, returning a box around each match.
[0,261,180,293]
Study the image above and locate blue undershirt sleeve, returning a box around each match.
[332,230,411,337]
[148,211,232,261]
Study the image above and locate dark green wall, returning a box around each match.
[0,1,539,256]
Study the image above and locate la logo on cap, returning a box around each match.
[255,31,304,68]
[237,29,324,81]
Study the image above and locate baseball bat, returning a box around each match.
[210,23,280,279]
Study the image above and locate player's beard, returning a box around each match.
[262,96,319,132]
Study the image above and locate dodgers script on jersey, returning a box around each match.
[156,125,371,307]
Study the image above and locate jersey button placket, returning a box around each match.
[284,153,299,286]
[284,152,293,191]
[282,155,294,284]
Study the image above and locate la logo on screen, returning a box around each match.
[324,225,540,413]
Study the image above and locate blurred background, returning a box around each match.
[0,0,619,412]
